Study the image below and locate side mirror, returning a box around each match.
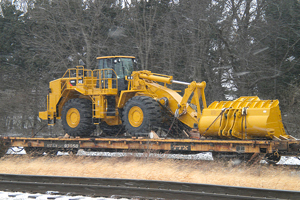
[133,59,139,70]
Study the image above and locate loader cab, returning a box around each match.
[97,56,136,91]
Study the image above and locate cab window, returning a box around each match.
[98,58,134,78]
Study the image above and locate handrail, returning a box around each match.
[93,68,118,91]
[59,66,93,97]
[50,67,118,115]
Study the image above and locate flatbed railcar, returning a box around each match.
[1,136,299,163]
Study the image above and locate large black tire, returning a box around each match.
[100,121,123,137]
[122,96,161,136]
[61,98,96,137]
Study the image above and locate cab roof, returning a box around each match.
[96,56,135,60]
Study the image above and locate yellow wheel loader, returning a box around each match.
[39,56,292,140]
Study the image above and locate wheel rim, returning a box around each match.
[66,108,80,128]
[128,106,144,127]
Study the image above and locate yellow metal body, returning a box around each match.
[39,65,120,126]
[128,106,144,127]
[127,70,207,129]
[39,56,289,140]
[66,108,80,128]
[199,97,289,140]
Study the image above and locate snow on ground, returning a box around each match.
[77,150,214,160]
[6,147,26,155]
[277,156,300,165]
[0,191,126,200]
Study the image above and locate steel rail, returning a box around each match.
[0,174,299,200]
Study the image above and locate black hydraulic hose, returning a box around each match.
[32,124,48,138]
[166,117,177,137]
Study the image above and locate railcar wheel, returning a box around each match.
[62,98,96,137]
[44,149,58,156]
[212,152,254,164]
[265,153,281,164]
[0,138,9,157]
[68,149,78,155]
[122,96,161,136]
[24,147,45,156]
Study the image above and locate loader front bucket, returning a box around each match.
[198,96,290,140]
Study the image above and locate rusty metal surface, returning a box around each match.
[0,174,299,200]
[2,136,300,156]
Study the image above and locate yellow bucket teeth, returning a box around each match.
[199,96,288,140]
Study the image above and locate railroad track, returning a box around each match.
[0,174,299,200]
